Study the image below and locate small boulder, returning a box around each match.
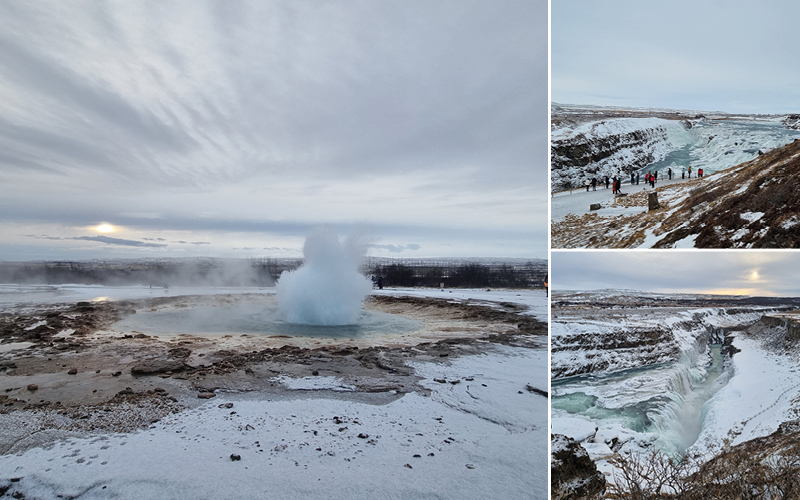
[589,203,602,211]
[230,454,241,461]
[27,384,38,391]
[197,392,216,399]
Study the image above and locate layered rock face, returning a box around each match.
[551,118,690,191]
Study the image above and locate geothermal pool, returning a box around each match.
[552,344,727,456]
[112,301,423,339]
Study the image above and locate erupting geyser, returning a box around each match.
[276,227,372,325]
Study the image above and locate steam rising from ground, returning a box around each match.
[276,228,372,325]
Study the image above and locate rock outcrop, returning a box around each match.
[551,434,605,499]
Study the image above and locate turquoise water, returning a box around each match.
[112,303,422,339]
[552,345,726,455]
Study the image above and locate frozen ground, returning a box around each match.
[0,286,547,499]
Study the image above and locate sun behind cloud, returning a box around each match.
[95,224,115,233]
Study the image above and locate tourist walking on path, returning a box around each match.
[636,172,640,185]
[668,167,672,180]
[630,172,635,185]
[586,178,591,192]
[605,176,610,189]
[688,166,692,178]
[591,177,597,191]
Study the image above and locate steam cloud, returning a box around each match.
[276,227,372,325]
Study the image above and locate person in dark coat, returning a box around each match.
[636,172,640,185]
[591,177,597,191]
[630,172,635,185]
[605,176,610,189]
[668,167,672,180]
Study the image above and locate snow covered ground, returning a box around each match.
[0,286,547,499]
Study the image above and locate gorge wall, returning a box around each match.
[551,117,693,191]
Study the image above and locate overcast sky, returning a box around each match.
[0,0,547,262]
[553,251,800,297]
[552,0,800,114]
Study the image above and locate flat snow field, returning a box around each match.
[0,286,548,500]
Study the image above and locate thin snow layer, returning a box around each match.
[272,375,357,392]
[375,287,548,323]
[0,348,547,500]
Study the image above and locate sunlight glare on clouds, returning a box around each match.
[95,224,115,233]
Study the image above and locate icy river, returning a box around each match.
[552,344,727,456]
[636,119,800,179]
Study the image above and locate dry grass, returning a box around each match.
[602,425,800,499]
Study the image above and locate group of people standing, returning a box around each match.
[583,165,706,194]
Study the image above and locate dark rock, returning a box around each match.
[197,392,216,399]
[590,203,602,211]
[112,371,122,377]
[404,463,412,469]
[68,368,78,375]
[27,384,38,391]
[358,433,369,439]
[413,454,421,458]
[230,454,241,461]
[131,358,186,375]
[433,378,447,384]
[551,434,605,500]
[648,191,660,211]
[312,370,319,376]
[526,385,548,397]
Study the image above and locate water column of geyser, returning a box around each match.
[276,228,373,325]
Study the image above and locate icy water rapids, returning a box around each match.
[552,345,727,456]
[636,120,800,179]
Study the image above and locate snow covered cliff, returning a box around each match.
[551,117,693,191]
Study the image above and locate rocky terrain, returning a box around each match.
[552,138,800,248]
[0,292,545,452]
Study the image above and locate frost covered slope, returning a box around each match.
[552,138,800,248]
[551,291,788,379]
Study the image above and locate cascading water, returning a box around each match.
[276,227,373,326]
[552,341,728,456]
[636,120,800,179]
